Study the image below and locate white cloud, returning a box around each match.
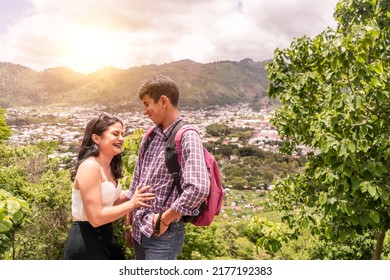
[0,0,339,73]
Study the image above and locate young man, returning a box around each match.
[125,75,210,260]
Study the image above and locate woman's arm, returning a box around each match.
[114,190,130,205]
[77,159,154,227]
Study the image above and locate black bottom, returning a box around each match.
[63,221,125,260]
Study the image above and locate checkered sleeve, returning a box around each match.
[170,130,210,216]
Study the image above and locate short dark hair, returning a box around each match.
[137,75,179,107]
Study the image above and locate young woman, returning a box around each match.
[64,112,155,260]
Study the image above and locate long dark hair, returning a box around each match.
[74,112,123,180]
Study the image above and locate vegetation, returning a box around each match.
[0,189,29,257]
[1,104,390,259]
[264,0,390,259]
[1,0,390,260]
[0,139,72,259]
[1,109,73,259]
[0,110,29,257]
[0,108,11,141]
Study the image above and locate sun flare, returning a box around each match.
[65,28,122,73]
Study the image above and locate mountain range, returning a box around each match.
[0,58,273,111]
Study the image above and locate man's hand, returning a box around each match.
[153,213,169,236]
[152,208,181,236]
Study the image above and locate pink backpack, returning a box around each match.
[142,121,225,226]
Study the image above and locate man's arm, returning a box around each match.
[169,130,210,217]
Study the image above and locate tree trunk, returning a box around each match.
[373,229,386,260]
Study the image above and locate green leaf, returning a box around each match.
[338,143,348,157]
[301,217,309,229]
[351,216,359,226]
[326,172,339,183]
[377,188,390,202]
[0,219,12,233]
[319,192,328,205]
[354,95,362,109]
[343,165,352,177]
[374,163,387,176]
[370,78,382,88]
[339,230,347,242]
[351,175,363,189]
[325,226,332,239]
[370,61,384,74]
[370,210,380,224]
[345,203,353,216]
[6,199,21,215]
[360,126,368,138]
[348,141,356,153]
[11,211,24,222]
[269,239,282,253]
[368,162,376,172]
[360,181,368,193]
[367,183,377,198]
[360,212,370,226]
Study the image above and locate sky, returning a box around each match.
[0,0,339,74]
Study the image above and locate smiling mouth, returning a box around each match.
[113,143,122,148]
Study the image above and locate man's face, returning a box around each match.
[141,94,164,125]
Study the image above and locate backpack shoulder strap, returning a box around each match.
[144,126,156,141]
[174,125,200,166]
[140,126,157,157]
[159,120,185,207]
[164,120,185,175]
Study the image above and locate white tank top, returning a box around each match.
[71,181,122,221]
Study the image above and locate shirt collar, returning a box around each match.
[155,116,182,140]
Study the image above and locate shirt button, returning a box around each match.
[96,229,101,233]
[97,236,102,241]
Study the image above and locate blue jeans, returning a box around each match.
[133,220,185,260]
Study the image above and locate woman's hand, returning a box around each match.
[129,185,155,209]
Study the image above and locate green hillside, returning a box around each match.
[0,59,272,110]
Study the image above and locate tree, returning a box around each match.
[266,0,389,259]
[0,189,29,256]
[0,142,72,259]
[179,224,227,259]
[0,108,11,142]
[12,169,72,260]
[120,128,144,188]
[0,109,29,257]
[205,123,231,137]
[115,128,145,260]
[215,144,234,158]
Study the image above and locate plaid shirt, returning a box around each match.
[125,117,210,243]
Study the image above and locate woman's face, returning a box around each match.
[95,121,124,156]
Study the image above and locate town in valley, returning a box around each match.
[6,104,286,158]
